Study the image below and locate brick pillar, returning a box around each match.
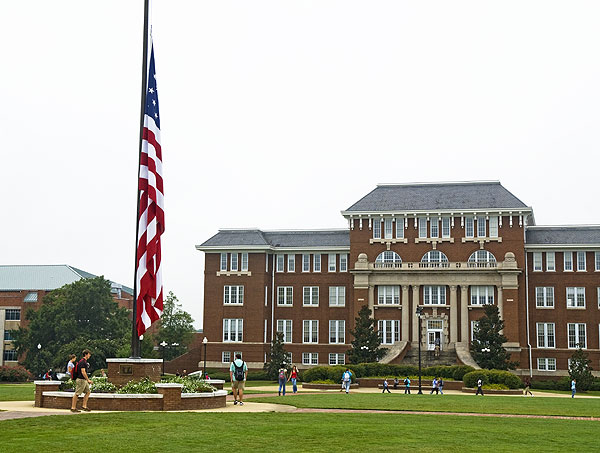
[34,381,61,407]
[156,383,183,411]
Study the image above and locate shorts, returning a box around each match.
[75,378,90,395]
[231,380,245,391]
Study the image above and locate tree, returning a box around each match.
[569,345,594,391]
[13,277,130,376]
[470,304,517,370]
[347,305,385,364]
[264,332,290,379]
[154,292,196,361]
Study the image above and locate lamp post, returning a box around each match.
[37,343,42,378]
[160,341,168,375]
[416,306,423,394]
[360,345,368,362]
[481,347,490,368]
[202,337,208,379]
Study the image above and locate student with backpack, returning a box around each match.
[229,353,248,406]
[66,354,76,378]
[278,366,287,396]
[404,376,411,394]
[70,349,92,412]
[342,369,352,394]
[382,378,391,393]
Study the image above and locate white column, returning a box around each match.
[497,286,504,334]
[401,285,410,341]
[461,285,469,343]
[411,285,420,343]
[450,285,458,344]
[368,285,375,313]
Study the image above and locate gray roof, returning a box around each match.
[198,229,350,249]
[345,181,529,212]
[526,226,600,245]
[0,265,133,295]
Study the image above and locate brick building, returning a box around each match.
[196,182,600,377]
[0,265,133,367]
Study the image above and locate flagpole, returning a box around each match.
[131,0,150,358]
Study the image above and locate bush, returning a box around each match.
[302,364,475,383]
[463,370,521,389]
[117,377,158,394]
[161,375,217,393]
[302,366,356,383]
[89,376,117,393]
[0,365,32,382]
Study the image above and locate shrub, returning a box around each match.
[161,375,217,393]
[482,383,509,390]
[463,370,521,389]
[117,377,158,394]
[0,365,32,382]
[89,376,117,393]
[302,366,355,383]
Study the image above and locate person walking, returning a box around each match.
[229,353,248,406]
[382,378,391,393]
[475,378,484,396]
[66,354,76,379]
[70,349,92,412]
[438,377,444,395]
[523,377,533,397]
[278,366,287,396]
[571,378,576,398]
[434,337,441,358]
[288,365,298,394]
[342,368,353,394]
[393,377,399,390]
[404,376,411,394]
[430,377,438,395]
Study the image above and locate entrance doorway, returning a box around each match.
[427,320,443,355]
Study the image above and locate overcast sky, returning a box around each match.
[2,1,599,330]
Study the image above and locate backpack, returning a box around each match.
[70,362,78,380]
[343,371,350,382]
[278,369,286,379]
[233,361,245,381]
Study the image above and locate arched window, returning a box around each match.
[468,250,497,265]
[375,251,402,267]
[421,250,448,263]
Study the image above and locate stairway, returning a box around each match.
[401,347,459,367]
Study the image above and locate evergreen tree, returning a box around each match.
[470,304,517,370]
[264,332,290,379]
[569,345,594,391]
[347,305,385,364]
[154,292,196,361]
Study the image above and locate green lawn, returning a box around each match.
[249,393,600,417]
[0,383,35,401]
[0,412,598,452]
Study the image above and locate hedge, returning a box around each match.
[0,365,32,382]
[463,370,522,389]
[531,377,600,392]
[302,364,475,383]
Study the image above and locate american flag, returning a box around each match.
[136,37,164,337]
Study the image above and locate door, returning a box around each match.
[427,320,443,351]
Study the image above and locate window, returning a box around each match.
[223,319,243,342]
[396,219,404,239]
[568,323,586,349]
[537,358,556,371]
[536,323,555,348]
[224,285,244,305]
[340,254,348,272]
[230,253,238,271]
[222,351,231,363]
[384,218,393,239]
[546,252,555,272]
[24,292,38,302]
[577,251,586,272]
[471,321,479,342]
[378,286,400,305]
[442,217,451,238]
[468,250,497,264]
[277,287,293,306]
[303,286,319,306]
[375,251,402,267]
[303,320,318,343]
[566,287,585,308]
[329,287,346,306]
[276,254,285,272]
[302,254,310,272]
[465,217,474,238]
[3,350,17,361]
[241,253,248,271]
[470,286,494,305]
[535,287,554,308]
[277,319,292,343]
[418,217,427,238]
[423,286,446,305]
[373,219,382,239]
[477,216,486,238]
[288,254,295,272]
[220,253,227,271]
[489,216,499,238]
[328,254,336,272]
[564,252,573,271]
[428,320,443,330]
[329,320,345,344]
[313,254,321,272]
[533,253,542,271]
[329,353,345,365]
[596,252,600,271]
[598,287,600,309]
[5,309,20,321]
[378,320,400,344]
[421,250,448,263]
[430,218,439,238]
[302,352,318,365]
[4,330,15,341]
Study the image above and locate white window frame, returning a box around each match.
[470,286,494,306]
[277,286,293,306]
[303,286,319,306]
[423,285,446,305]
[241,253,248,271]
[546,252,555,272]
[329,353,345,365]
[329,286,346,307]
[277,319,293,343]
[224,285,244,305]
[384,218,393,239]
[276,254,285,272]
[303,320,319,344]
[373,219,382,239]
[577,251,586,272]
[598,287,600,309]
[536,323,555,348]
[430,218,439,238]
[533,252,542,272]
[535,287,554,308]
[287,254,295,272]
[329,320,345,344]
[220,253,227,271]
[230,253,238,271]
[5,309,21,320]
[223,318,243,342]
[537,358,556,371]
[477,216,486,238]
[418,217,427,238]
[471,320,479,342]
[566,287,585,308]
[222,351,231,363]
[564,252,573,272]
[302,254,310,272]
[3,350,18,362]
[378,286,400,305]
[313,254,321,272]
[489,216,499,238]
[328,254,336,272]
[421,250,449,263]
[302,352,318,365]
[441,217,451,238]
[378,319,400,345]
[596,252,600,271]
[465,217,474,238]
[567,323,586,349]
[396,218,404,239]
[340,254,348,272]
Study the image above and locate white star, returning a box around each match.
[149,88,154,94]
[154,113,158,118]
[152,100,156,106]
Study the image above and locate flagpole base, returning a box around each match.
[106,358,163,387]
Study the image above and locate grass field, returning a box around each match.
[250,393,600,417]
[0,383,35,401]
[1,411,598,452]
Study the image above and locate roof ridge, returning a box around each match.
[376,180,501,187]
